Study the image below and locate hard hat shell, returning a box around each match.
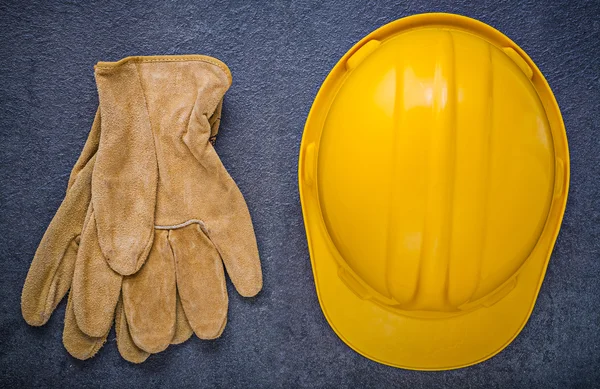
[298,13,569,370]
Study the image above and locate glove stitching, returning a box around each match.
[155,219,207,231]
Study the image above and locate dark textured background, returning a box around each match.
[0,1,599,388]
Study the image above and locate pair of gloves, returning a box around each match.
[20,55,263,363]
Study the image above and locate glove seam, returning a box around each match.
[155,219,206,231]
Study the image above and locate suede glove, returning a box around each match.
[22,55,262,362]
[22,110,195,363]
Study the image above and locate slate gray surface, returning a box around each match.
[1,0,599,388]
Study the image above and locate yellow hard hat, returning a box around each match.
[298,13,569,370]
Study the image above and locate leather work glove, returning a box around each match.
[22,110,197,363]
[23,111,136,361]
[21,55,263,362]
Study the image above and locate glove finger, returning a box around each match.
[207,187,262,298]
[67,109,101,191]
[93,63,158,276]
[22,237,78,327]
[63,289,107,360]
[122,230,176,353]
[22,155,96,326]
[171,291,193,345]
[169,224,228,339]
[73,207,122,337]
[115,293,150,363]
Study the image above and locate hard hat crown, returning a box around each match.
[317,27,555,314]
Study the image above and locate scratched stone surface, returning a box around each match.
[0,1,598,388]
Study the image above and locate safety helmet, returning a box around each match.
[298,13,569,370]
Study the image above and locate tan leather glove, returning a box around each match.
[21,110,194,363]
[22,55,262,362]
